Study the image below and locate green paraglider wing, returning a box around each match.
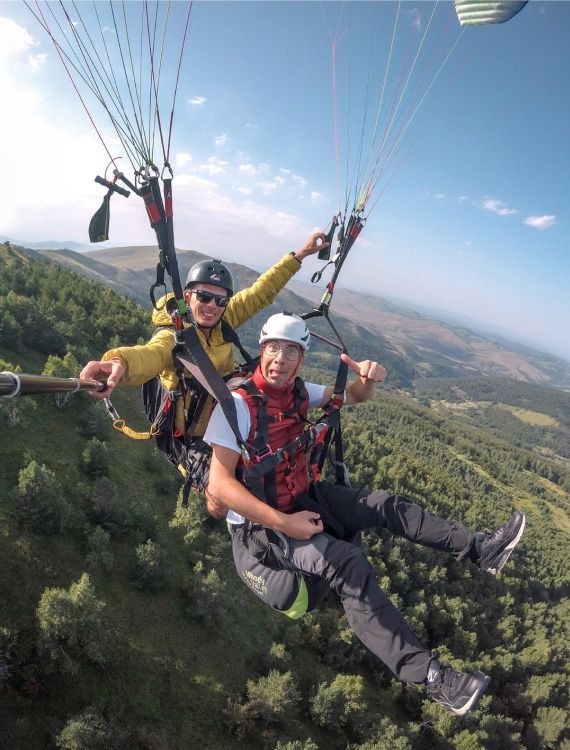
[454,1,528,26]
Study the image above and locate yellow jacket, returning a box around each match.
[102,252,301,436]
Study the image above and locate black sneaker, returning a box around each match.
[477,511,525,575]
[426,661,490,716]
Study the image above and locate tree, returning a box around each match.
[80,438,110,478]
[86,527,114,572]
[275,740,319,750]
[133,539,167,592]
[56,714,108,750]
[183,561,226,623]
[42,352,80,408]
[37,573,107,672]
[348,717,417,750]
[533,706,569,748]
[310,674,366,732]
[11,459,66,534]
[0,627,14,686]
[0,360,37,427]
[55,709,122,750]
[79,403,112,440]
[169,488,210,554]
[249,641,292,676]
[226,671,300,736]
[88,477,129,537]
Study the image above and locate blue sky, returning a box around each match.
[0,1,568,361]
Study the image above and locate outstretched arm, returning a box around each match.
[224,231,330,329]
[207,444,323,540]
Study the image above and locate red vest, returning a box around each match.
[236,366,310,513]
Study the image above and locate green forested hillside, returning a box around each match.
[1,249,569,750]
[415,376,570,462]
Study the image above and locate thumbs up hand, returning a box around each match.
[341,353,386,383]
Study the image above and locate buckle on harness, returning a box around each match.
[253,444,274,461]
[313,422,329,443]
[322,398,342,417]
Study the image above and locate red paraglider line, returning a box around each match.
[33,1,118,170]
[332,41,341,214]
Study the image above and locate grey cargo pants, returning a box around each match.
[233,480,476,683]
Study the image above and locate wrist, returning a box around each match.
[289,250,303,264]
[272,511,289,533]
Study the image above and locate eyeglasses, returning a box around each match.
[190,289,230,308]
[262,342,302,361]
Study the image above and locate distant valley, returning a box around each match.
[12,240,569,391]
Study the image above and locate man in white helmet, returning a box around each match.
[204,312,526,716]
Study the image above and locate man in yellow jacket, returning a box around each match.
[79,232,328,493]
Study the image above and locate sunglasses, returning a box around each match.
[262,342,302,361]
[190,289,230,308]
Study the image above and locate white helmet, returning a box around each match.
[259,312,310,351]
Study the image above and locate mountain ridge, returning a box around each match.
[9,241,570,389]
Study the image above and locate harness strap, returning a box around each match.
[220,319,256,366]
[173,323,254,456]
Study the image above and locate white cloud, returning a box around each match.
[199,157,228,175]
[458,195,469,204]
[239,163,257,175]
[292,174,307,188]
[0,16,319,267]
[214,133,229,148]
[258,181,279,195]
[189,96,206,105]
[175,173,219,191]
[280,168,292,175]
[434,193,445,200]
[28,53,47,71]
[245,122,258,129]
[0,17,35,59]
[166,174,312,267]
[310,191,323,203]
[176,152,193,168]
[524,214,556,230]
[0,17,119,242]
[482,198,518,217]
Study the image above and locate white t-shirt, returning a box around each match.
[204,382,326,525]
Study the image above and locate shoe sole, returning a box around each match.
[485,513,526,575]
[452,673,491,716]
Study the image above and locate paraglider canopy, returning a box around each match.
[454,1,528,26]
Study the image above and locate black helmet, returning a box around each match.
[184,258,234,295]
